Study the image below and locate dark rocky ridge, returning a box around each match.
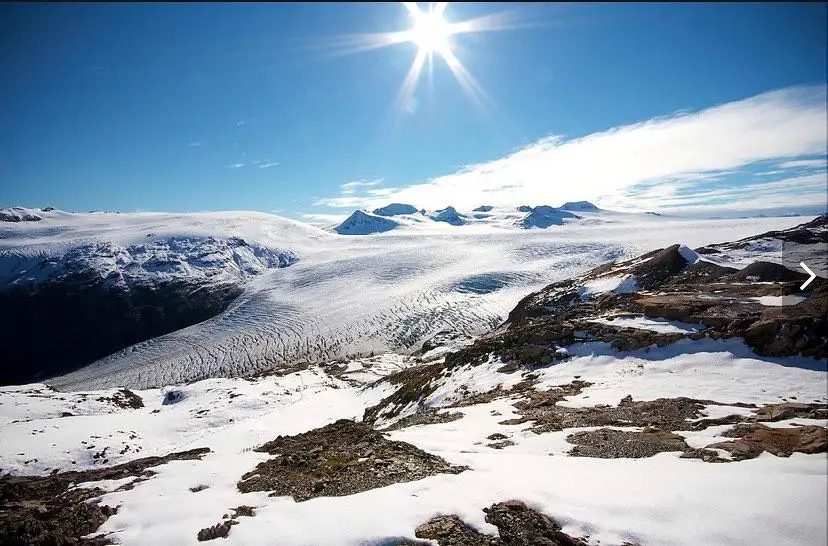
[0,276,243,386]
[0,237,296,387]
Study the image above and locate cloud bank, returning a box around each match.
[317,85,827,213]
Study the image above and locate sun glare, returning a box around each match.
[408,5,452,54]
[314,2,527,121]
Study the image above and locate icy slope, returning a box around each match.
[0,210,327,385]
[1,228,826,546]
[37,213,813,391]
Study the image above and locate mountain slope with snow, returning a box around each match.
[0,221,825,546]
[335,210,400,235]
[0,209,820,391]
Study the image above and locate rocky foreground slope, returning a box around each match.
[0,217,826,545]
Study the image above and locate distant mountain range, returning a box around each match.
[333,202,605,235]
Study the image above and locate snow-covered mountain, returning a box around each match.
[518,205,580,228]
[560,200,601,212]
[0,217,825,546]
[0,206,49,222]
[0,208,821,391]
[431,206,467,225]
[335,210,400,235]
[0,210,325,385]
[372,203,420,216]
[332,203,605,234]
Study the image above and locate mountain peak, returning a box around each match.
[560,201,600,212]
[335,210,399,235]
[372,203,419,217]
[432,206,466,226]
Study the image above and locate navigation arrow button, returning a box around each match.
[800,262,816,290]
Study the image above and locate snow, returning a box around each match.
[559,201,601,212]
[1,333,826,545]
[751,295,808,306]
[335,210,400,235]
[518,205,580,228]
[535,338,827,406]
[2,211,826,544]
[588,315,702,334]
[698,237,827,277]
[0,236,296,288]
[0,206,47,222]
[580,274,639,297]
[0,209,814,390]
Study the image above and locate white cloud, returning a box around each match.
[777,158,827,170]
[338,179,383,195]
[188,141,204,147]
[229,163,246,169]
[601,172,827,214]
[259,162,279,169]
[367,188,398,197]
[299,212,349,224]
[315,84,827,212]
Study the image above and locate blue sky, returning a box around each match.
[2,2,826,221]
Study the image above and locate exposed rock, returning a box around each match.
[432,207,467,226]
[382,408,464,432]
[414,500,592,545]
[559,201,600,212]
[567,427,689,458]
[487,440,515,450]
[728,261,809,283]
[709,424,827,460]
[415,515,496,545]
[237,419,466,501]
[373,203,419,217]
[197,520,236,541]
[335,210,399,235]
[518,206,580,229]
[97,388,144,409]
[0,448,209,546]
[503,393,739,435]
[484,500,586,545]
[363,362,447,422]
[231,505,256,518]
[754,402,828,422]
[0,278,244,386]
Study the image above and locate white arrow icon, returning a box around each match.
[800,262,816,290]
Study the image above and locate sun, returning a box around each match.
[312,2,526,120]
[407,4,452,54]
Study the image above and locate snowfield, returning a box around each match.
[0,210,825,546]
[0,207,817,390]
[0,341,825,546]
